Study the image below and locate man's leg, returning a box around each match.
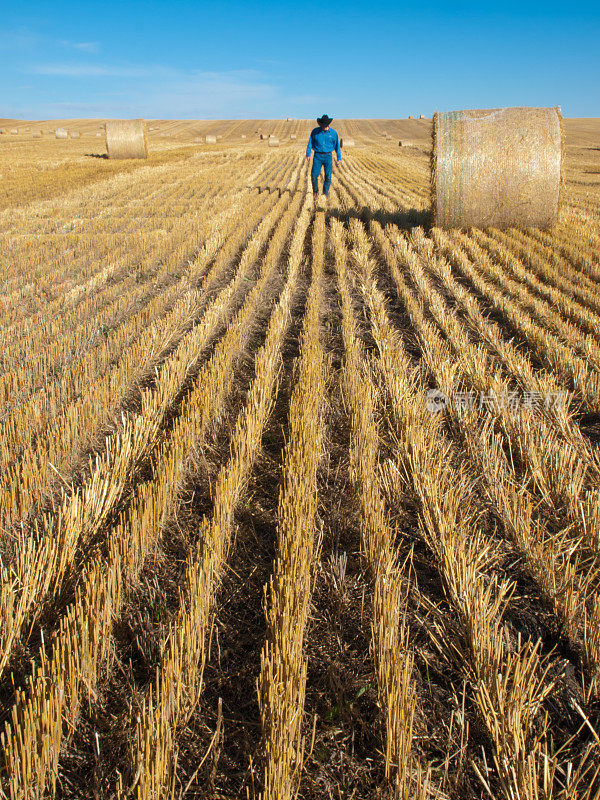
[322,154,333,196]
[310,156,322,195]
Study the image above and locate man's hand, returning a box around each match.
[306,156,311,161]
[336,160,342,167]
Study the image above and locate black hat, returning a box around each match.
[317,114,333,126]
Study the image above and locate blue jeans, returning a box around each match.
[311,152,333,195]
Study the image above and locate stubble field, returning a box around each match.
[0,117,600,800]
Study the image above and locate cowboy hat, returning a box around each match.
[317,114,334,126]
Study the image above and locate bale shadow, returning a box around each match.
[84,153,108,159]
[328,204,431,230]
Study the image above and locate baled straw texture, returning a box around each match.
[55,128,68,139]
[205,135,217,144]
[419,114,426,119]
[268,138,280,147]
[341,138,355,147]
[432,106,562,230]
[105,118,148,159]
[399,140,414,147]
[290,134,297,139]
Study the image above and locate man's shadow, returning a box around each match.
[328,204,431,230]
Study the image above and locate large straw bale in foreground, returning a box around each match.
[432,106,562,230]
[105,119,148,159]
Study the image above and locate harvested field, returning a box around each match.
[0,118,600,800]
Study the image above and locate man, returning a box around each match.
[306,114,342,205]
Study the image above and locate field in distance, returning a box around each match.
[0,119,599,799]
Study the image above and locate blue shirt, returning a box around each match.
[306,127,342,160]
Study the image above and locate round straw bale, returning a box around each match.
[340,138,355,147]
[105,119,148,159]
[432,106,562,230]
[241,134,247,139]
[96,132,102,137]
[55,128,68,139]
[0,129,5,134]
[399,140,414,147]
[10,129,18,135]
[290,134,297,139]
[268,134,276,138]
[260,133,266,140]
[268,138,280,147]
[408,115,413,120]
[419,114,426,119]
[205,135,217,144]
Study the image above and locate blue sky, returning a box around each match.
[1,0,599,120]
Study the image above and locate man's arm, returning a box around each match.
[306,131,313,159]
[335,132,342,162]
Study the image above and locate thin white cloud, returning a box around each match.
[17,65,280,117]
[60,41,101,54]
[29,63,167,77]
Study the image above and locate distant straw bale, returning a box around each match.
[260,134,266,140]
[399,140,414,147]
[340,138,355,147]
[70,131,80,138]
[205,135,217,144]
[290,134,297,139]
[408,115,413,119]
[105,119,148,159]
[10,129,18,135]
[432,106,562,230]
[241,134,247,139]
[55,128,68,139]
[268,138,280,147]
[32,132,42,139]
[419,114,426,119]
